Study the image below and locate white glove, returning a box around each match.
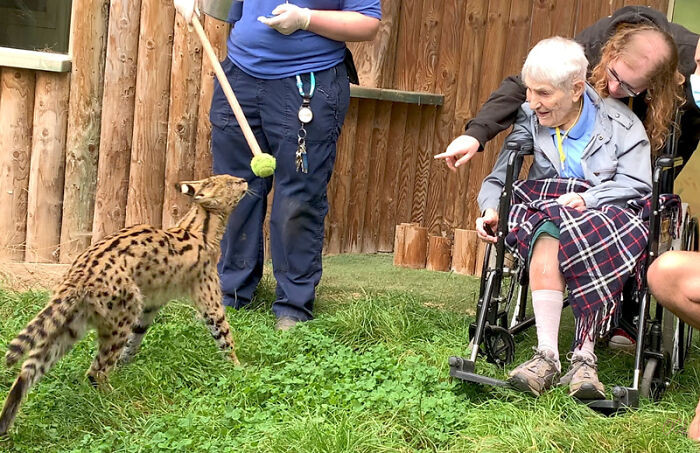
[174,0,199,24]
[258,3,311,35]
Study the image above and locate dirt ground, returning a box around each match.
[0,262,69,292]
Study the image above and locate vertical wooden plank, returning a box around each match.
[550,0,579,38]
[59,0,109,263]
[392,0,425,90]
[345,99,376,253]
[92,0,141,242]
[453,0,489,230]
[25,73,70,263]
[0,69,35,261]
[162,13,203,228]
[325,98,359,254]
[426,0,467,236]
[346,0,401,88]
[377,102,408,252]
[410,105,437,224]
[413,0,445,93]
[361,100,392,253]
[394,105,421,226]
[194,16,229,180]
[464,0,512,230]
[126,0,176,227]
[574,0,602,34]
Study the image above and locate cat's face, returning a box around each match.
[177,175,248,215]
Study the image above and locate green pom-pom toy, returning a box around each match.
[250,153,276,178]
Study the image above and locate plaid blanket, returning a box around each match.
[505,178,651,347]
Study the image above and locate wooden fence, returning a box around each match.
[0,0,670,263]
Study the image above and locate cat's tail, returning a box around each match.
[1,293,84,436]
[4,286,80,367]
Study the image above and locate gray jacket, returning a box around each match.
[477,84,652,212]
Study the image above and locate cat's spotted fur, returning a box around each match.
[0,174,248,436]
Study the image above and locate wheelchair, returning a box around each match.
[448,134,699,414]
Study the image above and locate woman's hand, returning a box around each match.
[174,0,199,24]
[258,3,311,35]
[556,192,586,212]
[476,209,499,243]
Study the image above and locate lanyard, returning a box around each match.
[554,99,584,164]
[295,72,315,98]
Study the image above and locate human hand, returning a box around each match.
[556,192,586,212]
[476,209,499,243]
[258,3,311,35]
[434,135,481,171]
[174,0,199,24]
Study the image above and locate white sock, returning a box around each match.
[532,289,564,368]
[573,335,596,361]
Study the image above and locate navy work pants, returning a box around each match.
[210,58,350,321]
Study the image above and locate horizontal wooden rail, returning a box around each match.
[350,86,444,106]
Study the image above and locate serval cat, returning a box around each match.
[0,174,248,436]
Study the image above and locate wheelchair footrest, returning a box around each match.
[585,386,639,415]
[448,356,509,387]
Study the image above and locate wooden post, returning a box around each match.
[393,223,407,266]
[162,12,203,228]
[474,238,488,276]
[92,0,142,242]
[193,15,229,179]
[426,235,451,272]
[403,224,428,269]
[60,0,109,263]
[452,229,478,275]
[125,0,175,227]
[25,73,70,263]
[0,68,35,261]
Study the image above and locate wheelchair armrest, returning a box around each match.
[655,154,683,170]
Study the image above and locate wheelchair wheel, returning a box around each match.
[640,352,672,400]
[483,325,515,366]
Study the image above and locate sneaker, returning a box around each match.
[560,353,605,400]
[608,327,636,354]
[275,316,299,332]
[507,348,561,397]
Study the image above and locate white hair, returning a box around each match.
[521,37,588,90]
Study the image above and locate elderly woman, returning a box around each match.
[477,37,652,399]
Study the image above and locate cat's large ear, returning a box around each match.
[177,180,202,197]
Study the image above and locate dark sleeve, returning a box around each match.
[464,75,527,150]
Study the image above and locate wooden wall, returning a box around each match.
[0,0,671,263]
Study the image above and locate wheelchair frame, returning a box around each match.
[449,139,698,414]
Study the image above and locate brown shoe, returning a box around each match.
[507,348,560,396]
[275,316,299,332]
[560,353,605,400]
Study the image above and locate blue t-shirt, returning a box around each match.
[227,0,382,79]
[548,91,595,179]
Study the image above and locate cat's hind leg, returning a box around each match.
[119,304,163,365]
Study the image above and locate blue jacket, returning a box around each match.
[478,84,652,212]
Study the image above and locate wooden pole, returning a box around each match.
[0,68,35,261]
[125,0,175,227]
[452,228,478,275]
[426,235,451,272]
[25,72,70,263]
[392,223,407,266]
[193,16,229,179]
[92,0,141,242]
[403,224,428,269]
[162,12,203,228]
[60,0,109,263]
[474,238,488,276]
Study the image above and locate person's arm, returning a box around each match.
[464,75,528,148]
[434,75,527,169]
[258,4,379,42]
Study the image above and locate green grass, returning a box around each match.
[0,254,699,452]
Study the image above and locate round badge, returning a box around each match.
[298,106,313,124]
